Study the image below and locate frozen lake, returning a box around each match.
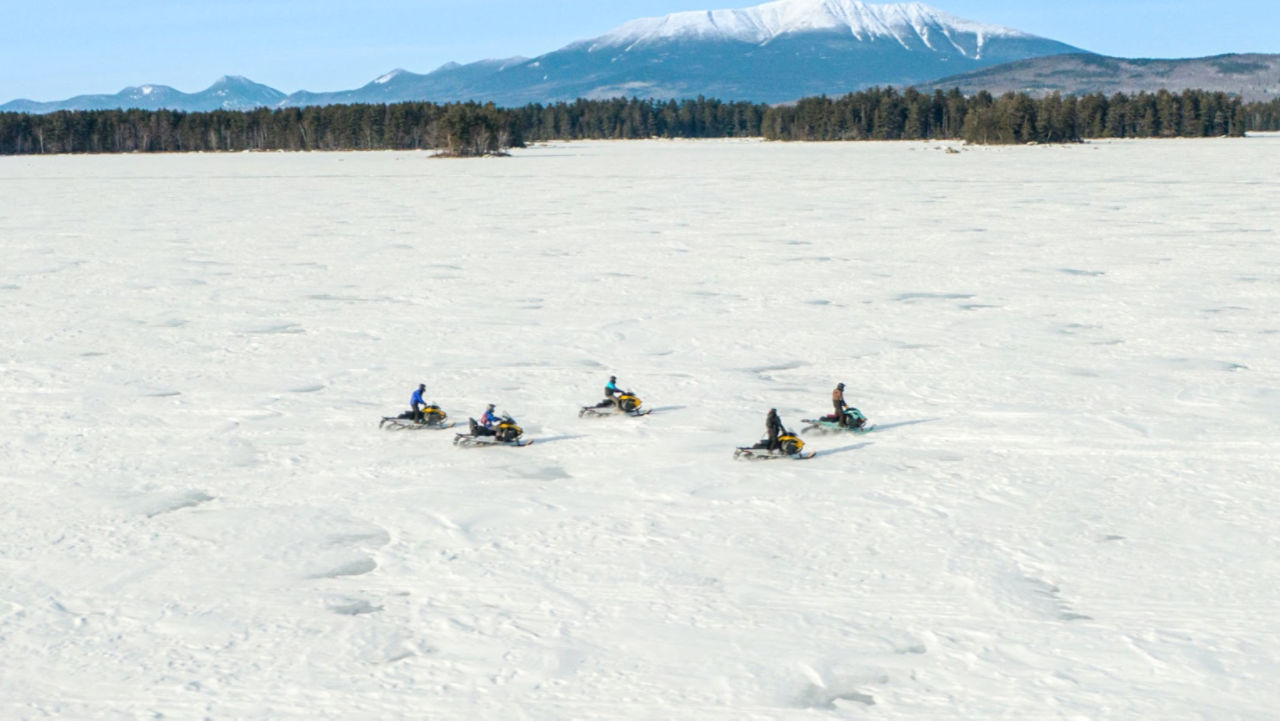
[2,137,1279,719]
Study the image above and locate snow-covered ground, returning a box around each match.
[2,137,1278,719]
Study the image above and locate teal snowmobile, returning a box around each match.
[800,407,873,434]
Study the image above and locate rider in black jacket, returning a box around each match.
[766,408,784,450]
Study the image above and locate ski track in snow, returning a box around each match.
[1,138,1279,719]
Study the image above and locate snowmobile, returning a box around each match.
[454,413,532,447]
[801,408,874,435]
[734,430,814,460]
[579,391,649,418]
[379,404,454,431]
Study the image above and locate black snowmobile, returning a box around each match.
[734,429,813,460]
[454,413,532,447]
[380,404,454,431]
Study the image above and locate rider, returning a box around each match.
[410,383,428,422]
[832,383,867,429]
[597,375,624,409]
[766,408,785,450]
[477,403,501,436]
[832,382,848,427]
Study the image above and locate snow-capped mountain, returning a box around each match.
[282,0,1083,107]
[1,76,286,114]
[589,0,1031,53]
[5,1,1083,111]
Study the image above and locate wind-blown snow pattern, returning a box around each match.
[590,0,1031,54]
[3,137,1278,718]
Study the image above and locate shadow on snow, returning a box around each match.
[813,442,873,457]
[873,417,942,432]
[531,434,590,445]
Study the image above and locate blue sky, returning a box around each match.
[3,1,1277,101]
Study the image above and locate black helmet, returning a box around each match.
[487,403,495,410]
[837,383,845,390]
[609,375,616,381]
[418,383,426,390]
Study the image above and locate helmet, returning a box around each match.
[419,383,426,390]
[837,383,845,390]
[487,403,495,410]
[609,375,616,382]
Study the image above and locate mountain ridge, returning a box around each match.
[2,0,1081,111]
[924,52,1280,103]
[2,75,286,114]
[5,1,1273,112]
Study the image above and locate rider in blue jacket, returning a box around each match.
[479,404,501,434]
[410,384,427,421]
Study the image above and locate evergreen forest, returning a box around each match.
[2,88,1277,155]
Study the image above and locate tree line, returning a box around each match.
[761,88,1249,143]
[1244,98,1280,131]
[0,88,1270,155]
[0,102,519,156]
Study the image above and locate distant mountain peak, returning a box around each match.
[122,84,177,99]
[375,69,410,84]
[587,0,1033,53]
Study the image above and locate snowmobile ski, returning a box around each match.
[378,417,455,427]
[579,406,652,418]
[453,434,533,448]
[733,447,815,461]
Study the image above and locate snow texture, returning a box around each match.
[2,136,1279,719]
[591,0,1031,50]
